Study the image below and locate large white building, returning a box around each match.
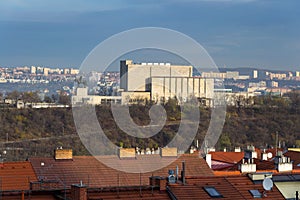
[120,60,214,105]
[73,60,215,106]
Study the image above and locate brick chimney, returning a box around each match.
[160,147,178,157]
[149,176,167,191]
[54,148,73,160]
[118,148,136,159]
[71,182,87,200]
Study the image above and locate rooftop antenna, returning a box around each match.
[204,140,208,154]
[275,131,278,156]
[176,165,179,182]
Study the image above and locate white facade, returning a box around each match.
[120,60,193,92]
[72,87,121,105]
[120,60,214,105]
[149,77,214,104]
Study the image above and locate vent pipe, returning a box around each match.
[181,161,186,185]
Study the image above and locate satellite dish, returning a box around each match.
[263,178,273,191]
[267,152,273,159]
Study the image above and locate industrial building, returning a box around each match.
[120,60,214,105]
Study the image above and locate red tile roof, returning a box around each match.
[168,176,285,199]
[209,152,244,164]
[0,161,37,191]
[87,188,170,200]
[284,150,300,169]
[29,153,213,189]
[216,158,276,171]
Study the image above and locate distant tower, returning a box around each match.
[43,68,50,76]
[30,66,36,74]
[252,70,258,79]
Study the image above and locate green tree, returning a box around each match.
[218,133,232,150]
[22,92,41,104]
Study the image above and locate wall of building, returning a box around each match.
[150,77,214,104]
[120,60,193,92]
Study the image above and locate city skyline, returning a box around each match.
[0,0,300,70]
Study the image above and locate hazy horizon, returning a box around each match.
[0,0,299,71]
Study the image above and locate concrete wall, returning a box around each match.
[120,60,193,92]
[150,77,214,104]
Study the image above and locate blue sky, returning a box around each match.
[0,0,299,70]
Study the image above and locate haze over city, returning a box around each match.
[0,0,299,70]
[1,1,300,200]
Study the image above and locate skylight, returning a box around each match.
[249,190,262,198]
[203,187,223,198]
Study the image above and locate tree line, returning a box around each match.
[0,91,299,161]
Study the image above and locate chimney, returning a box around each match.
[118,148,136,159]
[205,154,212,168]
[234,147,241,152]
[181,161,186,185]
[190,146,195,154]
[54,148,73,160]
[239,158,256,173]
[71,182,87,200]
[276,156,293,172]
[160,147,178,157]
[149,176,167,191]
[261,149,268,161]
[244,146,257,160]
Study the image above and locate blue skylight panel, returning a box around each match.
[249,189,262,198]
[203,187,223,198]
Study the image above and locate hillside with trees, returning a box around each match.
[0,92,299,161]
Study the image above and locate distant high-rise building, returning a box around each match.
[201,72,226,79]
[64,68,70,75]
[30,66,36,74]
[70,68,79,75]
[226,71,239,79]
[268,81,279,88]
[252,70,258,79]
[43,68,50,76]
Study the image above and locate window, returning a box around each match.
[203,187,223,198]
[249,190,262,198]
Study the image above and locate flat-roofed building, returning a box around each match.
[120,60,213,106]
[120,60,193,92]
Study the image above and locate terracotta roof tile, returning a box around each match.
[216,158,276,171]
[209,152,244,164]
[0,161,37,191]
[168,176,284,199]
[29,153,213,189]
[87,188,170,200]
[284,150,300,169]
